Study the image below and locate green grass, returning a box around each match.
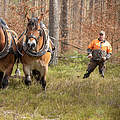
[0,54,120,120]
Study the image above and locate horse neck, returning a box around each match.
[0,27,6,51]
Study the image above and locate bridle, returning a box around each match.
[23,18,50,57]
[25,28,43,45]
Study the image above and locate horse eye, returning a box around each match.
[28,22,34,26]
[32,22,34,25]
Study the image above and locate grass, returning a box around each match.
[0,53,120,120]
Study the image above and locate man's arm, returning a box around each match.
[106,53,112,60]
[106,43,112,60]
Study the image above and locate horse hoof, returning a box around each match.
[2,78,8,89]
[42,86,46,91]
[25,80,31,86]
[25,75,31,86]
[0,84,8,89]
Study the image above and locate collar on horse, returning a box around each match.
[0,26,9,59]
[0,25,20,59]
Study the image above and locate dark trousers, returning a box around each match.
[83,59,105,78]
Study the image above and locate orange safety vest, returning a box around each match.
[88,39,112,54]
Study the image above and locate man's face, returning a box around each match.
[99,33,105,40]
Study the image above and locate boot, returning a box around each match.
[99,71,104,78]
[83,72,90,79]
[101,72,104,78]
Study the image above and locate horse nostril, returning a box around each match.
[27,43,31,47]
[31,43,36,49]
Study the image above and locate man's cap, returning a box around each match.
[99,30,105,36]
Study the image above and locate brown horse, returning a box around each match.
[17,16,54,90]
[0,22,18,89]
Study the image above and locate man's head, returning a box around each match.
[99,30,105,41]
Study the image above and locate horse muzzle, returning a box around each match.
[27,39,37,51]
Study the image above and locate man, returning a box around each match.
[83,30,112,78]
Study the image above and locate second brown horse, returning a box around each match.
[0,20,17,89]
[17,16,53,90]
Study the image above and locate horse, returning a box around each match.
[0,20,18,89]
[17,16,54,90]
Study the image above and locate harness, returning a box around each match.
[0,26,17,59]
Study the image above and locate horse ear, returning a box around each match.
[38,14,44,23]
[26,14,30,21]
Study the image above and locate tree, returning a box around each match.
[4,0,9,18]
[60,0,68,52]
[0,0,2,17]
[49,0,59,64]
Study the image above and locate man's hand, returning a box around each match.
[88,53,92,58]
[102,57,106,61]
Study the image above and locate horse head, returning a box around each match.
[25,16,46,52]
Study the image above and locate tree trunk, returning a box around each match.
[4,0,9,18]
[89,0,95,24]
[0,0,2,17]
[49,0,59,65]
[60,0,68,52]
[79,0,84,47]
[32,0,35,17]
[35,0,39,16]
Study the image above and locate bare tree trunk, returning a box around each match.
[49,0,59,65]
[90,0,95,24]
[0,0,2,17]
[35,0,39,16]
[4,0,9,18]
[18,0,21,3]
[112,0,117,54]
[32,0,35,17]
[100,0,103,29]
[41,0,44,13]
[60,0,68,52]
[79,0,84,47]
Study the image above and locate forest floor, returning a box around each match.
[0,53,120,120]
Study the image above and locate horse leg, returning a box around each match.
[40,65,48,91]
[40,76,46,91]
[15,57,21,76]
[2,64,15,89]
[0,72,4,88]
[23,64,31,85]
[0,72,9,89]
[32,69,41,81]
[2,74,8,89]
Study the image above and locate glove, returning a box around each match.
[106,53,112,60]
[88,53,92,58]
[102,57,106,61]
